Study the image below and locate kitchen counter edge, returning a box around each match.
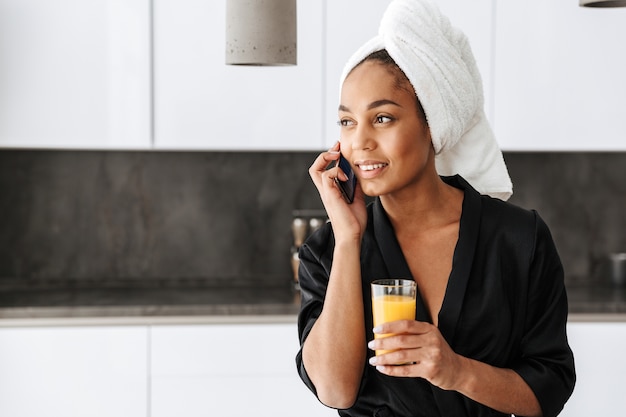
[0,311,624,328]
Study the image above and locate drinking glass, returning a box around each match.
[371,279,417,356]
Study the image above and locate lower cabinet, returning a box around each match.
[3,321,620,416]
[0,323,334,417]
[560,322,626,417]
[150,323,336,417]
[0,326,149,417]
[151,321,626,416]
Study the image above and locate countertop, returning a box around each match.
[1,283,625,326]
[0,284,301,326]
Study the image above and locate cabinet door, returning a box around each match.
[560,322,626,416]
[0,326,148,417]
[153,0,324,150]
[494,1,626,150]
[0,0,151,149]
[325,0,495,148]
[150,323,336,417]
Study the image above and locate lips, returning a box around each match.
[358,163,388,171]
[355,161,388,179]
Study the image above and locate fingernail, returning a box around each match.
[367,340,375,349]
[369,356,378,365]
[373,326,383,334]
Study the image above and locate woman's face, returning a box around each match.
[338,60,434,198]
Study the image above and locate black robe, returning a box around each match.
[296,175,575,417]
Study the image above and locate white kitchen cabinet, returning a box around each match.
[324,0,496,148]
[560,321,626,417]
[150,323,336,417]
[0,326,148,417]
[153,0,325,151]
[0,0,151,149]
[494,1,626,151]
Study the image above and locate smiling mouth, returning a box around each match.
[358,163,388,171]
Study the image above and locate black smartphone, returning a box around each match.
[334,154,357,204]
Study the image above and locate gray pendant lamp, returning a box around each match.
[226,0,297,66]
[580,0,626,6]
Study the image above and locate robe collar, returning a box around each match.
[372,175,482,344]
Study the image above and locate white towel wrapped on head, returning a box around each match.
[340,0,513,200]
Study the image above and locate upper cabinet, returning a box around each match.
[2,0,625,151]
[152,0,324,150]
[494,0,626,151]
[0,0,151,149]
[324,0,496,149]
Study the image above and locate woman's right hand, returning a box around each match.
[309,141,367,243]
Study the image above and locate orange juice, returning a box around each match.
[371,294,416,355]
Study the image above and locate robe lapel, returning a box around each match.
[371,175,485,417]
[372,198,431,323]
[371,175,482,343]
[432,177,483,417]
[436,176,482,344]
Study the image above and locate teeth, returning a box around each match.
[359,163,387,171]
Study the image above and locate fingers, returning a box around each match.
[369,333,439,357]
[369,346,445,382]
[368,320,438,353]
[367,321,457,385]
[373,319,433,336]
[310,141,340,172]
[367,332,438,379]
[367,321,431,368]
[371,360,419,378]
[309,141,351,198]
[307,141,368,238]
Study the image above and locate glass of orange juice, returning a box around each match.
[371,279,417,356]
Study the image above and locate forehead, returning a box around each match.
[341,61,416,106]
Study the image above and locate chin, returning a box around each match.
[361,184,385,198]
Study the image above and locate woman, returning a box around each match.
[295,1,575,416]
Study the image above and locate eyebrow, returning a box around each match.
[338,99,402,113]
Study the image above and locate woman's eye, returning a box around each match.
[375,115,393,124]
[338,119,355,127]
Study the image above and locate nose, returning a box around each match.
[349,124,375,151]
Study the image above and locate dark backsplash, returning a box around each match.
[504,153,625,285]
[0,150,624,288]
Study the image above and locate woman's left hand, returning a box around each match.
[367,320,468,391]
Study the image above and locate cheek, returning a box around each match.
[394,132,432,172]
[407,125,432,157]
[394,133,426,158]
